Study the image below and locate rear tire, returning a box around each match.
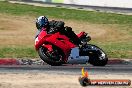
[38,46,64,66]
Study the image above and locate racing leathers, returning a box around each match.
[35,20,81,45]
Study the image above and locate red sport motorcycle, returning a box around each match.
[35,28,108,66]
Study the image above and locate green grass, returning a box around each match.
[0,1,132,24]
[0,46,38,58]
[0,1,131,59]
[90,41,132,58]
[0,42,131,59]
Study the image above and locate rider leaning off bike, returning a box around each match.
[35,16,81,45]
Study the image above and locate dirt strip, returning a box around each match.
[0,73,131,88]
[0,58,132,65]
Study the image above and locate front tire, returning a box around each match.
[38,46,64,66]
[88,44,108,66]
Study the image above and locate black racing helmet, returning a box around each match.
[36,16,49,29]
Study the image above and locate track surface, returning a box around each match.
[0,64,132,75]
[10,0,132,14]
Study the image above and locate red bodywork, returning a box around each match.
[35,28,85,62]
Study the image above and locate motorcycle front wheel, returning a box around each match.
[87,44,108,66]
[38,45,65,66]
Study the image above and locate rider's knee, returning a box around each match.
[65,26,72,32]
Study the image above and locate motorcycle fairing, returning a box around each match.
[68,47,89,64]
[35,30,76,62]
[77,31,86,38]
[35,29,48,50]
[44,32,76,60]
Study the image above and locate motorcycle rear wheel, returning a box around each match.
[38,45,64,66]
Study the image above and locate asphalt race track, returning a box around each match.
[9,0,132,15]
[0,64,132,75]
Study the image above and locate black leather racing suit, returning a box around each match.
[35,20,81,45]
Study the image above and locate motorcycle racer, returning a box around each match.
[35,16,81,45]
[35,16,108,66]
